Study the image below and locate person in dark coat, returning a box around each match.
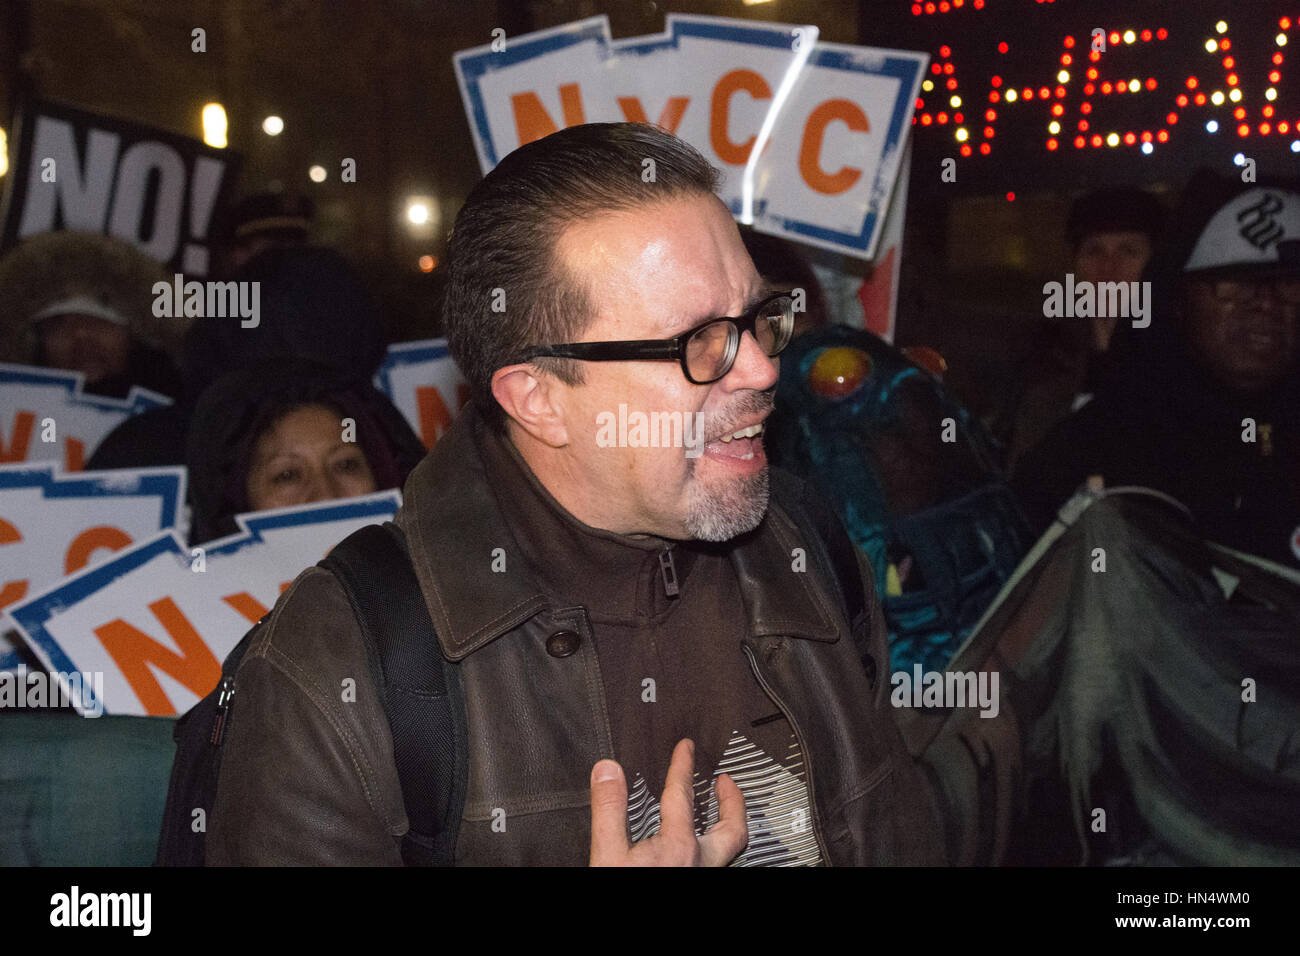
[1000,188,1165,467]
[1014,170,1300,569]
[87,245,389,471]
[185,357,425,546]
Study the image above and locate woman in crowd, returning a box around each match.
[185,357,425,546]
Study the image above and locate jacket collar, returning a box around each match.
[398,403,843,661]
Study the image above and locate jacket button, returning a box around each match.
[546,630,581,658]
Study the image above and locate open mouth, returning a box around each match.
[703,422,766,462]
[1243,328,1281,352]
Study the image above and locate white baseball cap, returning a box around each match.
[1184,187,1300,275]
[31,294,129,326]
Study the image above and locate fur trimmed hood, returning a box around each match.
[0,230,187,364]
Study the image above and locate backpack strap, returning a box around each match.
[320,522,468,867]
[155,621,264,866]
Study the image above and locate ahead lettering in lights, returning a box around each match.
[910,4,1297,162]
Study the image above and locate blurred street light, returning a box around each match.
[262,115,284,136]
[202,103,228,148]
[404,195,437,240]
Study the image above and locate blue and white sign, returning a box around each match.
[6,490,400,717]
[374,339,468,450]
[454,14,926,260]
[0,362,170,469]
[0,462,185,672]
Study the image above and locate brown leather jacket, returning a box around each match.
[208,404,946,866]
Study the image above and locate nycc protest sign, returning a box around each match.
[453,14,926,261]
[0,363,170,470]
[5,490,401,717]
[0,463,185,672]
[0,99,239,276]
[374,339,470,450]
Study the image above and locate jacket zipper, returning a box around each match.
[210,675,235,746]
[741,642,831,866]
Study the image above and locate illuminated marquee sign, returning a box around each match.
[889,1,1300,186]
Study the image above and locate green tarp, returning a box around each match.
[0,713,175,866]
[908,488,1300,866]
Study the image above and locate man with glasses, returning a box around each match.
[1014,172,1300,569]
[209,123,944,866]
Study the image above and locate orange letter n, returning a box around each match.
[95,597,223,715]
[511,83,587,146]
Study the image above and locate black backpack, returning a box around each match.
[155,476,867,866]
[155,521,468,866]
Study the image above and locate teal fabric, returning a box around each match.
[0,713,176,866]
[769,324,1031,674]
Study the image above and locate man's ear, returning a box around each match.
[492,363,569,448]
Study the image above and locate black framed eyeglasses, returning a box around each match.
[513,291,796,385]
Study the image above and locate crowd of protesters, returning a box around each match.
[0,160,1296,571]
[0,121,1296,870]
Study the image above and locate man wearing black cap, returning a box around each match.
[1067,187,1167,354]
[1002,187,1165,466]
[1014,172,1300,570]
[213,190,315,276]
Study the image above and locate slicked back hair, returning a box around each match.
[443,122,723,433]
